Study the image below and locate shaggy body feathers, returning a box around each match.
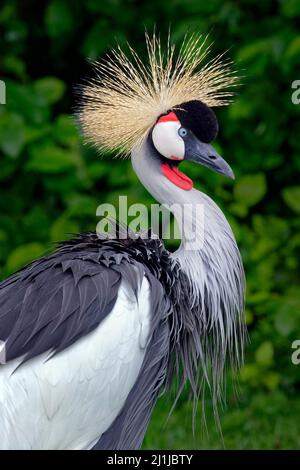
[0,232,172,449]
[0,222,245,449]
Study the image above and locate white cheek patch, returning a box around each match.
[152,121,185,160]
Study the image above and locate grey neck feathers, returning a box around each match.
[132,139,244,306]
[132,139,246,406]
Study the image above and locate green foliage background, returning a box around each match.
[1,0,300,449]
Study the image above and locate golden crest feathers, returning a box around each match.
[79,33,239,156]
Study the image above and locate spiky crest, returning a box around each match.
[79,33,239,156]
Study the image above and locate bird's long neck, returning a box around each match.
[132,139,245,401]
[131,139,245,309]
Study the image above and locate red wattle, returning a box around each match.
[161,163,193,191]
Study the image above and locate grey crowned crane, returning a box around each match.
[0,34,246,450]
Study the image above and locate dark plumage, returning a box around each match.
[0,226,244,449]
[0,230,172,364]
[174,100,219,143]
[0,230,173,449]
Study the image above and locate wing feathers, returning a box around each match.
[0,233,172,449]
[0,235,167,367]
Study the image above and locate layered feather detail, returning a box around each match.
[78,33,239,156]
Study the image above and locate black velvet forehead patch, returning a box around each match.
[173,100,219,143]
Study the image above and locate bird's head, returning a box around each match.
[151,100,234,191]
[78,33,238,190]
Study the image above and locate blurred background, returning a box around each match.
[0,0,300,449]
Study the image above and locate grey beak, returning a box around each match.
[184,134,235,180]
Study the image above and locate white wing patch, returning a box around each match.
[0,277,152,450]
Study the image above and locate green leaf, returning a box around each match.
[285,37,300,60]
[282,186,300,213]
[23,206,50,241]
[64,193,99,217]
[81,20,113,59]
[6,80,50,125]
[275,308,298,337]
[281,0,300,17]
[43,173,86,193]
[255,341,274,367]
[0,112,26,158]
[0,160,17,181]
[239,363,260,384]
[34,77,66,104]
[3,55,26,79]
[228,202,248,218]
[53,115,79,147]
[245,308,254,325]
[26,140,77,173]
[236,39,272,74]
[87,162,109,180]
[234,174,267,207]
[24,125,51,144]
[228,98,256,120]
[45,1,74,38]
[50,214,79,242]
[6,243,45,275]
[262,372,280,391]
[274,295,300,336]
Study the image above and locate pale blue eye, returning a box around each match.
[178,127,187,137]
